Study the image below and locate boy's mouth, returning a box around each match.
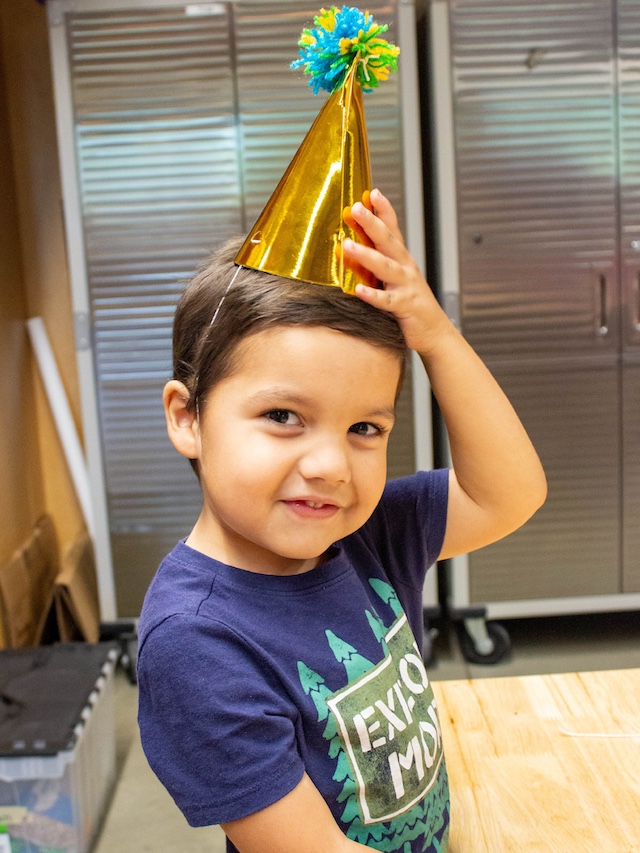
[284,499,340,518]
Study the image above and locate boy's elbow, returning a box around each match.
[520,462,548,524]
[498,457,547,537]
[536,470,548,510]
[492,471,546,547]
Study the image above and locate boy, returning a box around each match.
[137,188,547,852]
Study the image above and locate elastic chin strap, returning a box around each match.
[210,264,242,326]
[196,264,242,462]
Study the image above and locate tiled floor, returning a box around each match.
[93,610,640,852]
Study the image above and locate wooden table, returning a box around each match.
[432,669,640,851]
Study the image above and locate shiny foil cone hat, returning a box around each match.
[235,6,400,294]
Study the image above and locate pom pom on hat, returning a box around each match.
[292,6,400,94]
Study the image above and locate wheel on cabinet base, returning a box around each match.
[456,619,511,665]
[422,627,439,668]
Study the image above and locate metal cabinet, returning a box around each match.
[48,0,431,618]
[429,0,640,657]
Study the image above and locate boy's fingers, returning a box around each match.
[349,200,406,262]
[361,188,403,242]
[370,188,400,233]
[338,244,379,289]
[342,206,370,246]
[354,281,404,315]
[343,189,422,300]
[342,238,406,285]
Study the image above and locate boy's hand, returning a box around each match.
[343,188,452,355]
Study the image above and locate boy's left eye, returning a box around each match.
[349,421,383,437]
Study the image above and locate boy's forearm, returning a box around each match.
[419,320,547,559]
[222,774,378,853]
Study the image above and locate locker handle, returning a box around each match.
[635,271,640,333]
[597,273,608,336]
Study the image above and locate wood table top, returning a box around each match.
[432,668,640,851]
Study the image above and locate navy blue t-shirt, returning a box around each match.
[137,469,450,851]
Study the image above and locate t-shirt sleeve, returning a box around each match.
[137,613,305,827]
[361,468,449,591]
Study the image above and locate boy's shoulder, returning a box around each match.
[137,541,219,643]
[364,468,449,548]
[379,469,448,504]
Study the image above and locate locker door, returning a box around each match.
[618,0,640,593]
[450,0,618,361]
[449,0,621,600]
[65,6,243,615]
[468,362,621,603]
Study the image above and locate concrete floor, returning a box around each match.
[93,610,640,852]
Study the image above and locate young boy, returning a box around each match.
[137,189,547,852]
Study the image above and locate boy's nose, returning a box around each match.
[298,436,351,484]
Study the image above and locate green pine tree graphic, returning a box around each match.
[297,582,450,851]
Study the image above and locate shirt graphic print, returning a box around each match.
[297,579,450,852]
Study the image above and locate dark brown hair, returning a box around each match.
[172,238,407,472]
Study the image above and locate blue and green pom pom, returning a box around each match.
[291,6,400,95]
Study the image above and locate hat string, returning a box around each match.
[210,265,241,326]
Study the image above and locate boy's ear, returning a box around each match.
[163,380,199,460]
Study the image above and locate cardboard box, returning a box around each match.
[0,644,117,853]
[0,518,100,651]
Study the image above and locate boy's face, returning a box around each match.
[188,324,401,575]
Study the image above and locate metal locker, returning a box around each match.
[429,0,640,661]
[619,0,640,595]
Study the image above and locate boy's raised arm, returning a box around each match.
[344,190,547,561]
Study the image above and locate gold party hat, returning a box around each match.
[235,6,399,293]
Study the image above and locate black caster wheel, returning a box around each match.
[422,627,439,668]
[456,619,511,665]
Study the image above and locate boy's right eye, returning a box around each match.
[264,409,300,426]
